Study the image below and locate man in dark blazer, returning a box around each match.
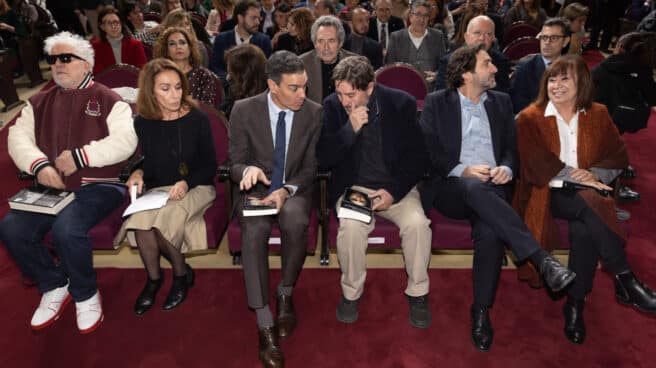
[317,56,432,329]
[344,8,384,69]
[210,0,272,83]
[510,18,570,114]
[419,44,575,352]
[300,15,357,104]
[367,0,405,50]
[434,15,511,92]
[229,51,321,368]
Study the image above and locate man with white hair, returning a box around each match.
[434,14,511,92]
[300,15,357,104]
[0,31,137,334]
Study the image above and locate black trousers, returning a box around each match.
[550,190,629,300]
[432,177,542,307]
[237,194,311,309]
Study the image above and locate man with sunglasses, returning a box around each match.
[0,31,137,334]
[510,17,570,114]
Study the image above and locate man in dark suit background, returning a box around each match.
[420,44,575,352]
[317,56,432,329]
[510,18,570,114]
[229,51,322,368]
[367,0,405,52]
[434,15,511,92]
[344,8,384,69]
[210,0,272,83]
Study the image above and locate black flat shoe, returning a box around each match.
[563,297,586,344]
[471,304,493,352]
[162,264,194,311]
[134,274,163,316]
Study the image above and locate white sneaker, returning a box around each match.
[75,291,104,334]
[31,283,72,330]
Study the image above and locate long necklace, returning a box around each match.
[173,109,189,177]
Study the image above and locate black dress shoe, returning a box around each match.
[618,186,640,201]
[563,297,586,344]
[407,294,431,329]
[621,166,636,178]
[258,327,284,368]
[275,294,297,338]
[471,305,493,352]
[134,274,163,316]
[615,272,656,313]
[162,264,195,311]
[539,255,576,292]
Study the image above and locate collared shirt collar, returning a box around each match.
[544,101,586,119]
[458,90,488,109]
[234,26,252,45]
[541,55,552,67]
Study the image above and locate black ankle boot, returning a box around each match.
[134,274,163,316]
[615,272,656,313]
[563,297,585,344]
[162,264,195,311]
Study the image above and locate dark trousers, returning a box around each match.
[0,184,124,302]
[237,194,311,309]
[550,190,629,300]
[588,0,628,49]
[432,177,542,306]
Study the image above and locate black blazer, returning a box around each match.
[419,89,517,208]
[316,84,427,207]
[343,34,384,69]
[367,16,405,43]
[510,54,545,114]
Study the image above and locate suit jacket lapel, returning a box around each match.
[446,90,462,158]
[259,93,275,157]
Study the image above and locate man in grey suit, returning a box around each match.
[385,0,447,86]
[229,50,322,368]
[300,15,357,104]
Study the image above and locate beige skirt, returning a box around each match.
[114,185,216,253]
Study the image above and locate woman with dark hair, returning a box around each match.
[220,43,267,118]
[274,7,314,54]
[161,0,182,18]
[122,1,162,46]
[91,6,147,75]
[154,26,220,107]
[267,3,292,47]
[116,58,217,315]
[426,0,454,39]
[503,0,548,29]
[515,55,656,345]
[562,2,588,54]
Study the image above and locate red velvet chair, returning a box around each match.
[142,43,153,61]
[375,63,428,111]
[143,12,162,23]
[94,63,141,89]
[502,22,539,48]
[502,36,541,63]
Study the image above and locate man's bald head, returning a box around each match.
[351,8,370,35]
[464,15,495,50]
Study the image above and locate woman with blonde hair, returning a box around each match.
[116,58,217,315]
[154,26,220,107]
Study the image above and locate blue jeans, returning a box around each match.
[0,184,124,302]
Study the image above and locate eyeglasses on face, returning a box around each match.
[167,39,189,47]
[46,53,86,65]
[537,34,567,42]
[411,12,430,18]
[103,20,121,27]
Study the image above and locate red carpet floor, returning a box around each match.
[0,114,655,367]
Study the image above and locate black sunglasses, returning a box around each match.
[46,53,86,65]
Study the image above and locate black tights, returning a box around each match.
[135,229,186,280]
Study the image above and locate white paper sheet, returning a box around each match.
[122,191,169,217]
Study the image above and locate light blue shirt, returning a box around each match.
[448,92,512,179]
[266,92,297,193]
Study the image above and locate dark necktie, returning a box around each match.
[270,111,286,192]
[380,23,387,49]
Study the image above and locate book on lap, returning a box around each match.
[8,186,75,215]
[337,188,373,224]
[549,179,611,197]
[243,196,279,217]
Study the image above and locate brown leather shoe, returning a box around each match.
[275,294,297,338]
[258,327,284,368]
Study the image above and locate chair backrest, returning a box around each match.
[190,12,208,29]
[502,37,540,63]
[143,12,162,23]
[503,22,539,47]
[94,63,141,88]
[375,63,428,101]
[198,103,229,169]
